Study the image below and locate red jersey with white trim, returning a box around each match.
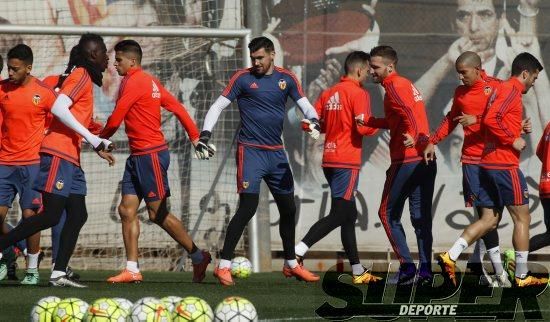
[480,77,525,169]
[0,77,56,165]
[100,67,199,155]
[315,76,377,169]
[537,122,550,198]
[40,67,94,166]
[377,73,430,164]
[431,76,501,164]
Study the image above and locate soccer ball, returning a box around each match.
[172,296,214,322]
[53,297,89,322]
[86,298,128,322]
[230,257,252,278]
[112,298,133,313]
[161,296,183,313]
[30,296,61,322]
[129,297,171,322]
[214,296,257,322]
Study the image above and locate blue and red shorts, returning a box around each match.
[0,164,42,209]
[33,154,86,197]
[323,167,359,201]
[476,167,528,207]
[122,149,171,202]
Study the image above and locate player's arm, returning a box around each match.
[287,73,321,140]
[354,90,377,136]
[482,86,519,146]
[386,82,418,141]
[50,94,112,152]
[431,94,461,145]
[313,95,326,133]
[158,83,200,143]
[99,79,141,139]
[363,116,389,129]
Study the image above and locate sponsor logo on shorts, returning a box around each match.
[242,181,249,189]
[148,191,157,198]
[55,180,64,190]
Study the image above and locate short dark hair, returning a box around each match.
[114,39,143,63]
[344,51,370,75]
[369,45,398,65]
[511,52,543,76]
[248,36,274,53]
[7,44,33,65]
[78,33,105,57]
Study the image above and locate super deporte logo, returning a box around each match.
[316,263,549,321]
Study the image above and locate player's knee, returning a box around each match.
[118,204,137,221]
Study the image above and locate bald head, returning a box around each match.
[456,51,481,69]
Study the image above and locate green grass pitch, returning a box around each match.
[0,270,327,321]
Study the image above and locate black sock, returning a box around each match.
[481,228,499,250]
[0,192,65,250]
[220,193,259,260]
[273,193,296,260]
[53,194,88,272]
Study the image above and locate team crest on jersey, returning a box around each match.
[278,79,287,90]
[55,180,64,190]
[242,181,249,189]
[484,86,492,95]
[32,94,41,106]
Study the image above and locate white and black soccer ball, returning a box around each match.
[129,297,171,322]
[161,295,183,313]
[214,296,257,322]
[30,296,61,322]
[230,257,252,278]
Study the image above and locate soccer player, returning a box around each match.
[363,45,436,285]
[0,45,56,285]
[100,40,211,284]
[438,52,548,287]
[294,51,382,284]
[0,33,114,288]
[423,51,510,287]
[197,36,321,286]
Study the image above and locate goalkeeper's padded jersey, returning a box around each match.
[368,73,430,164]
[430,73,501,164]
[480,77,525,170]
[40,68,94,166]
[537,121,550,198]
[315,76,377,169]
[222,66,305,150]
[100,67,199,155]
[0,76,56,165]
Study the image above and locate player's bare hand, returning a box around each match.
[97,150,115,167]
[402,133,415,148]
[453,112,477,127]
[512,137,526,152]
[521,117,532,134]
[423,143,435,164]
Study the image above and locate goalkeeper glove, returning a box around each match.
[195,131,216,160]
[93,138,114,152]
[301,118,321,140]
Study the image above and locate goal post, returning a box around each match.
[0,24,254,271]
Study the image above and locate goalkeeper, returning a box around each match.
[196,36,321,286]
[100,40,211,284]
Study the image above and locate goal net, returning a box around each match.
[0,0,248,271]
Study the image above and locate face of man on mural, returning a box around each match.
[455,0,499,52]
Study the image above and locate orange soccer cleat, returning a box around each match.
[192,251,212,283]
[283,264,320,282]
[107,269,143,283]
[214,266,234,286]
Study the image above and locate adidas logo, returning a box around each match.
[325,92,342,110]
[250,82,258,89]
[151,80,161,98]
[32,198,41,205]
[148,191,156,198]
